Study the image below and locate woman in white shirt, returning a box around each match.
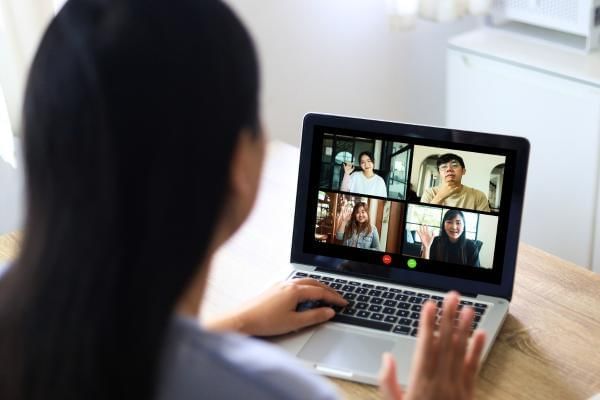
[340,151,387,198]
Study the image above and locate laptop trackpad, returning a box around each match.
[298,326,395,376]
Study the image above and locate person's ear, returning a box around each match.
[230,130,257,196]
[227,128,265,227]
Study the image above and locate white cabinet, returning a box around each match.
[446,29,600,273]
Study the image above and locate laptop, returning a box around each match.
[270,113,530,386]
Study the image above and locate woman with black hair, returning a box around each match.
[0,1,485,399]
[418,209,481,267]
[340,151,387,197]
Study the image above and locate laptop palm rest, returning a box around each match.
[298,325,398,377]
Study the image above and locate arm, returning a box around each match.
[417,225,434,260]
[371,227,381,251]
[420,187,434,203]
[377,176,387,198]
[469,240,481,267]
[205,278,348,336]
[428,183,460,205]
[335,203,352,239]
[477,192,491,212]
[340,163,354,192]
[379,292,486,400]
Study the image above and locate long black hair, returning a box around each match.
[0,0,259,399]
[342,202,372,241]
[434,209,468,264]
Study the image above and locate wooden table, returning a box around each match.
[1,141,599,399]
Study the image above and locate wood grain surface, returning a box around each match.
[328,243,600,400]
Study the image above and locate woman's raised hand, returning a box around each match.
[343,162,355,176]
[378,291,486,400]
[340,203,353,223]
[418,225,434,249]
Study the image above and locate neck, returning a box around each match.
[448,236,462,244]
[176,256,212,318]
[363,170,374,178]
[175,223,228,318]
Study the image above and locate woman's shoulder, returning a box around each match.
[464,239,479,251]
[156,315,339,400]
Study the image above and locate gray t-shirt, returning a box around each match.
[156,316,339,400]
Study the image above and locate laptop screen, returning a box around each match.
[292,115,529,298]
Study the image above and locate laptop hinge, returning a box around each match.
[310,266,480,297]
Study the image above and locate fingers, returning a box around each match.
[287,280,347,330]
[437,291,460,371]
[412,300,437,376]
[291,278,338,295]
[463,329,486,392]
[417,226,426,240]
[449,305,475,378]
[292,306,336,330]
[378,353,404,400]
[294,284,348,306]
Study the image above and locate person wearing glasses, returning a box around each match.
[421,153,490,212]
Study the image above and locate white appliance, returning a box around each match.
[490,0,600,52]
[446,28,600,273]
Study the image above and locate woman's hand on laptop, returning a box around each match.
[205,278,347,336]
[378,291,486,400]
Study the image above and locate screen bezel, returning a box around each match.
[290,113,530,300]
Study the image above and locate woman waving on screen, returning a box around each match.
[418,210,481,267]
[340,151,387,197]
[335,202,381,251]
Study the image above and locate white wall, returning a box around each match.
[0,1,483,235]
[0,0,53,136]
[475,213,497,269]
[0,137,23,234]
[224,0,482,146]
[0,0,51,234]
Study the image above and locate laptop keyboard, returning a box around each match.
[292,272,488,337]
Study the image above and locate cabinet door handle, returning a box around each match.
[461,54,471,67]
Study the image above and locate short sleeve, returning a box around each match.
[347,173,359,193]
[468,240,481,267]
[476,191,491,212]
[376,176,387,197]
[371,227,380,250]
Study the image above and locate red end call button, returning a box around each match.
[382,255,392,265]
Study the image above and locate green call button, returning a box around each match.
[407,258,417,269]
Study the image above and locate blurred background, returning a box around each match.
[2,0,600,274]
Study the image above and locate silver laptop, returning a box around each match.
[270,113,530,386]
